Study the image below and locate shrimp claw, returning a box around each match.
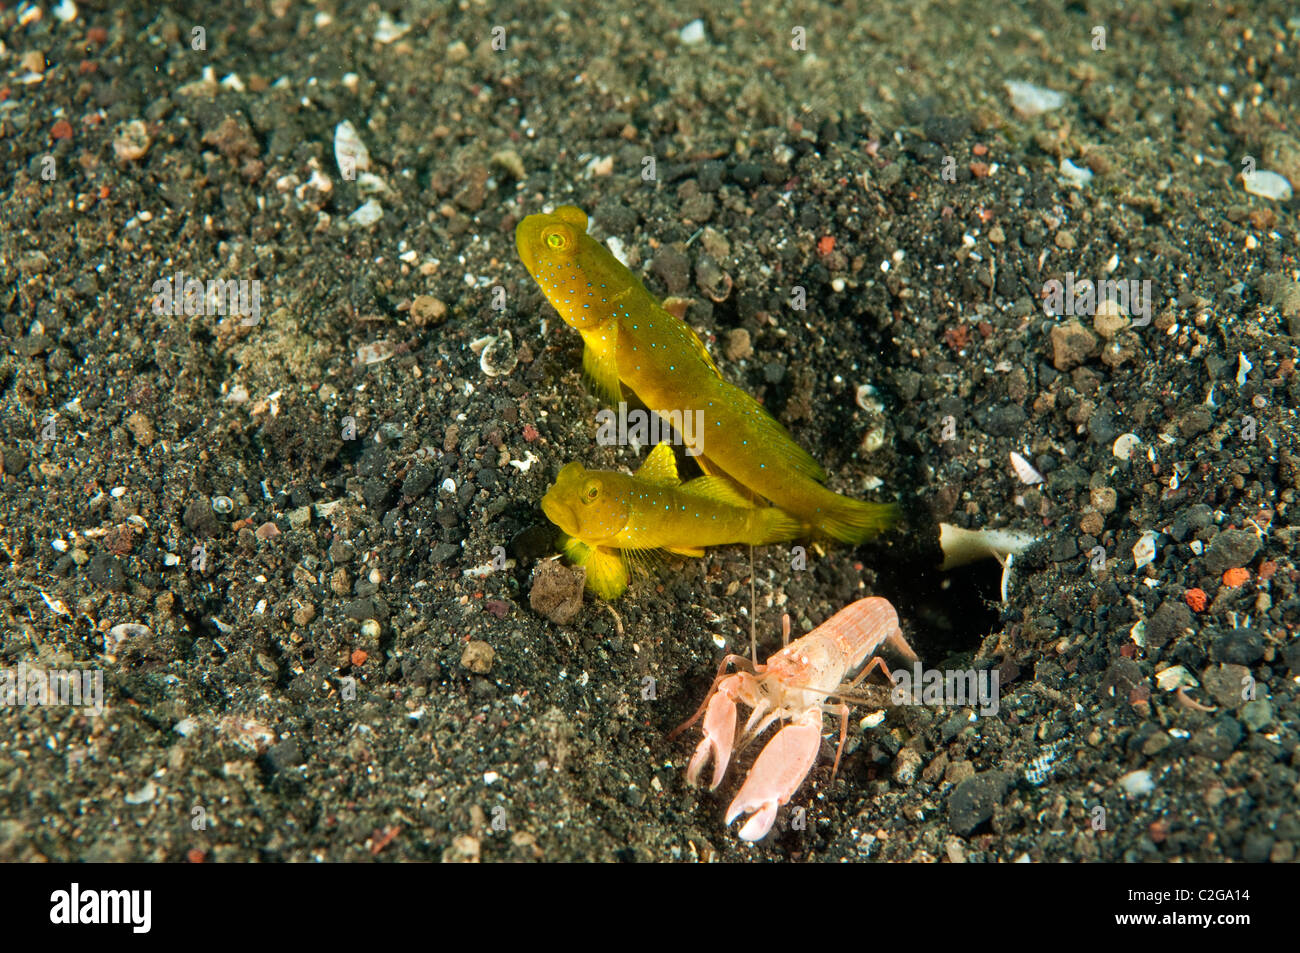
[724,710,823,840]
[685,675,742,789]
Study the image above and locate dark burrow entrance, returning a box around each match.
[873,546,1004,666]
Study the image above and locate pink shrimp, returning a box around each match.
[675,596,919,841]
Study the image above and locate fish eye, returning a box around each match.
[581,479,601,503]
[543,226,572,252]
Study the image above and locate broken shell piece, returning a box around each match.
[1010,450,1043,484]
[861,425,886,453]
[855,384,884,413]
[348,199,384,226]
[373,13,411,44]
[334,120,372,177]
[1129,619,1146,648]
[860,710,886,730]
[1236,352,1252,387]
[106,622,152,655]
[356,340,395,365]
[1155,665,1198,692]
[476,330,517,377]
[1133,531,1159,570]
[40,590,71,616]
[938,523,1041,571]
[1058,157,1093,188]
[1117,769,1155,796]
[1004,80,1065,117]
[1242,169,1293,201]
[1112,433,1142,461]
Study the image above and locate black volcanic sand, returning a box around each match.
[1,1,1297,862]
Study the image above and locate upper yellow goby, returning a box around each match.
[541,443,805,599]
[517,205,898,543]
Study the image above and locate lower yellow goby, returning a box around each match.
[541,443,804,599]
[517,205,897,544]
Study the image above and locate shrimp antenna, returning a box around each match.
[748,543,757,665]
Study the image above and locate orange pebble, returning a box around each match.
[817,235,835,256]
[1184,588,1207,612]
[1221,567,1250,588]
[351,649,368,666]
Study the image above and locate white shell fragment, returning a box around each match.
[1242,169,1293,201]
[1112,433,1142,460]
[463,559,513,578]
[1058,157,1093,188]
[679,19,707,44]
[508,451,539,472]
[124,781,158,805]
[1010,450,1044,485]
[355,340,395,365]
[174,717,199,736]
[348,199,384,227]
[1155,665,1199,692]
[860,711,886,730]
[106,622,152,654]
[1117,769,1155,796]
[373,13,411,44]
[855,383,884,413]
[478,330,518,377]
[1129,620,1146,648]
[334,120,372,176]
[40,590,71,616]
[938,523,1041,571]
[1005,80,1065,117]
[1133,531,1159,570]
[1236,352,1252,387]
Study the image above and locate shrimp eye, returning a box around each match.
[581,479,601,503]
[543,226,572,252]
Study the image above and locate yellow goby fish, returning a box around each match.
[517,205,897,544]
[541,443,804,599]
